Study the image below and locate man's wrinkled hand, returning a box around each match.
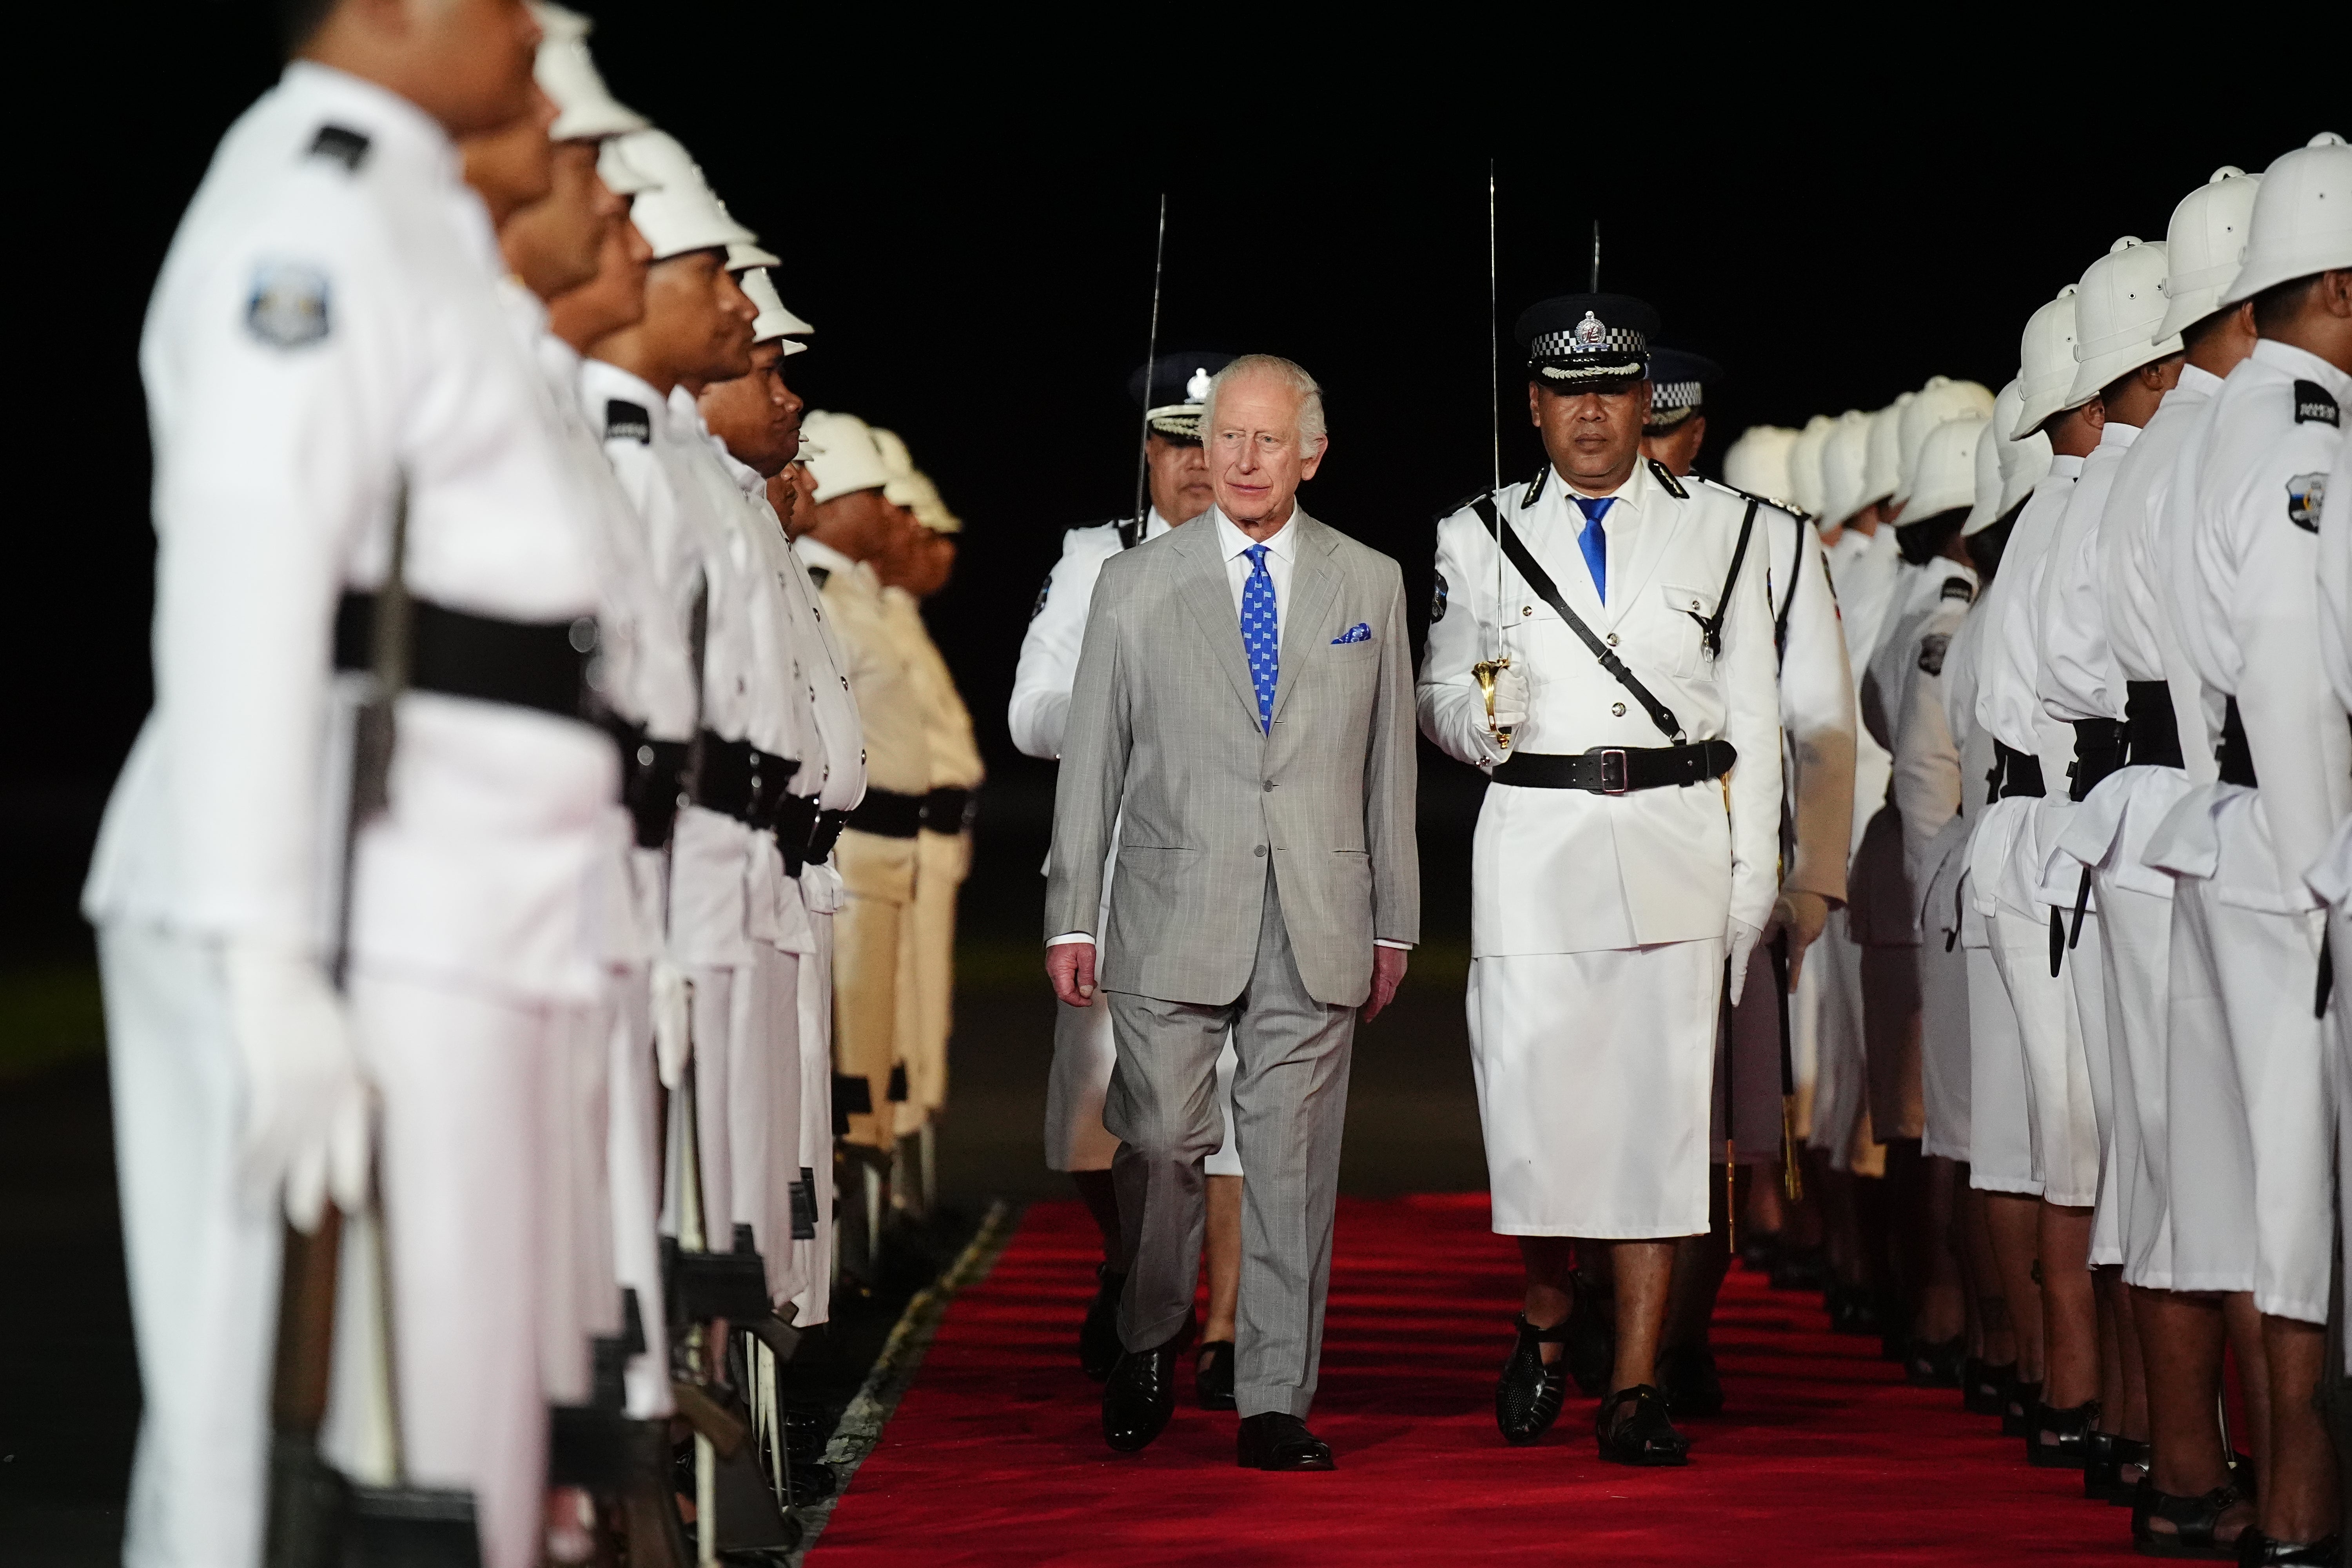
[1766,888,1831,989]
[1046,940,1097,1008]
[1363,946,1408,1022]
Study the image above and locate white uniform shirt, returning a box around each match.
[795,536,929,798]
[776,536,866,815]
[1010,508,1175,759]
[1419,460,1784,952]
[2037,420,2138,724]
[1864,561,1978,876]
[2102,368,2221,782]
[1760,503,1859,905]
[2183,342,2352,905]
[1974,456,2085,784]
[85,62,615,1001]
[2319,436,2352,718]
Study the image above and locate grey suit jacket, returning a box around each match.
[1045,507,1420,1007]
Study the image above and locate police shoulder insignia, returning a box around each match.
[1430,571,1448,624]
[1940,575,1975,603]
[2293,379,2340,428]
[2287,472,2327,534]
[1031,572,1053,619]
[245,261,330,349]
[604,399,652,444]
[1647,458,1690,499]
[307,125,371,172]
[1918,633,1951,676]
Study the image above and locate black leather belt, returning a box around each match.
[808,808,852,865]
[691,733,797,830]
[1490,740,1737,794]
[920,786,975,834]
[2068,719,2127,802]
[335,591,595,722]
[601,716,690,849]
[2217,697,2259,788]
[847,788,924,838]
[1993,742,2046,800]
[2124,681,2183,770]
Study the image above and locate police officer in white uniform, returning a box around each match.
[1420,293,1780,1465]
[82,4,625,1563]
[2147,133,2350,1564]
[1009,356,1253,1398]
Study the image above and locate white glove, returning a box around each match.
[1489,662,1530,730]
[222,941,370,1233]
[650,957,692,1091]
[1724,917,1766,1007]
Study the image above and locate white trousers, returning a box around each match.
[789,909,836,1328]
[1917,847,1974,1161]
[538,996,615,1407]
[1469,940,1724,1238]
[1987,901,2102,1209]
[604,966,672,1418]
[726,944,800,1303]
[2092,875,2177,1289]
[99,922,281,1568]
[2165,875,2334,1322]
[1044,984,1240,1178]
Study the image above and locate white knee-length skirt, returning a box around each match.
[1469,939,1725,1238]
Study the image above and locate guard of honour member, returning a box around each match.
[86,0,983,1561]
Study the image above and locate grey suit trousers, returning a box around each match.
[1105,870,1355,1419]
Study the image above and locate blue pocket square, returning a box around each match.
[1331,622,1372,645]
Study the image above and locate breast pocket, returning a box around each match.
[1656,583,1716,678]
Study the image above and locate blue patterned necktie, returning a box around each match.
[1241,543,1278,731]
[1573,495,1614,601]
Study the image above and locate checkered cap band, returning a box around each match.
[1650,379,1701,413]
[1530,323,1648,360]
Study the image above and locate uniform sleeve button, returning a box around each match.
[1522,605,1533,616]
[1611,702,1627,717]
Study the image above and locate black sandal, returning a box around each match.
[2130,1482,2245,1559]
[1195,1339,1236,1412]
[1964,1357,2012,1417]
[1904,1334,1965,1388]
[2001,1375,2043,1437]
[2230,1530,2341,1564]
[2084,1431,2149,1504]
[1495,1314,1570,1445]
[1596,1384,1690,1467]
[2026,1397,2099,1468]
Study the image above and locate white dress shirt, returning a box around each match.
[1212,505,1301,644]
[2037,419,2138,723]
[2101,370,2221,786]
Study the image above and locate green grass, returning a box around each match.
[0,964,107,1082]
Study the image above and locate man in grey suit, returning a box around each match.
[1045,354,1420,1469]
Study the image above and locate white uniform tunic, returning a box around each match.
[2144,342,2350,1322]
[2054,381,2211,1288]
[1012,511,1243,1177]
[1420,461,1782,1236]
[82,64,616,1568]
[2308,437,2352,1358]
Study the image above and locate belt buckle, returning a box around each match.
[1598,748,1629,795]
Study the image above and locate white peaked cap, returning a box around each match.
[739,269,813,353]
[1818,410,1876,528]
[727,241,780,270]
[531,7,648,142]
[1905,414,1987,524]
[2013,286,2083,439]
[2158,167,2263,339]
[1894,376,1995,508]
[800,410,890,501]
[1723,425,1800,507]
[609,130,756,261]
[2219,132,2352,307]
[901,470,962,535]
[1989,376,2052,519]
[1962,396,2005,536]
[2067,238,2182,407]
[1863,396,1912,506]
[869,427,924,508]
[595,137,659,198]
[1788,414,1838,520]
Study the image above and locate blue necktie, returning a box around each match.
[1573,495,1613,601]
[1241,543,1278,731]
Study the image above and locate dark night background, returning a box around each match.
[0,6,2334,1554]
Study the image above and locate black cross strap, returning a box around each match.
[1694,497,1761,661]
[1774,511,1806,664]
[1470,493,1686,743]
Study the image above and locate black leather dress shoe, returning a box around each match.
[1195,1340,1236,1412]
[1078,1265,1126,1381]
[1236,1413,1335,1471]
[1101,1317,1193,1454]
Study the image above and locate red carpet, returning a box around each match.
[811,1196,2141,1565]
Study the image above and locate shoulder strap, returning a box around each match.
[1116,513,1146,550]
[1468,494,1685,743]
[1695,497,1760,661]
[1773,510,1804,664]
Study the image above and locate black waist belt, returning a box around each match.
[334,592,594,722]
[808,808,853,864]
[601,717,690,849]
[2217,697,2258,788]
[847,788,924,838]
[1489,740,1737,794]
[1994,742,2046,800]
[920,786,975,834]
[2068,719,2127,802]
[691,733,797,830]
[2124,681,2184,770]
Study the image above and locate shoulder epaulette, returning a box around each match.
[1696,476,1804,521]
[2294,379,2340,428]
[1521,461,1550,509]
[1647,458,1690,499]
[604,400,651,445]
[307,125,371,172]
